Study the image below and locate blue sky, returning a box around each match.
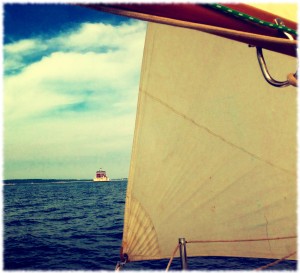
[3,3,147,179]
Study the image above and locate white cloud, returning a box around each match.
[4,19,147,179]
[4,20,146,120]
[4,38,48,72]
[4,20,146,74]
[5,38,39,53]
[4,49,141,121]
[53,21,146,51]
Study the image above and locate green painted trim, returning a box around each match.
[208,3,297,36]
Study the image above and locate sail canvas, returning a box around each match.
[83,2,298,265]
[121,19,297,262]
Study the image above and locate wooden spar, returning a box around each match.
[80,3,297,57]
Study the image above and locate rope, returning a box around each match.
[115,257,128,271]
[165,237,295,270]
[115,262,121,271]
[165,244,180,271]
[255,251,296,270]
[187,236,296,244]
[208,4,297,36]
[187,237,296,270]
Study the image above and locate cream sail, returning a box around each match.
[122,6,297,264]
[84,2,297,268]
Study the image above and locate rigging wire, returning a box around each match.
[165,243,180,271]
[115,254,128,271]
[187,235,296,244]
[255,251,296,270]
[166,237,296,270]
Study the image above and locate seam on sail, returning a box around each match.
[192,164,295,222]
[222,199,296,225]
[264,214,273,254]
[142,90,295,176]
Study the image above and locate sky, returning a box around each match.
[3,3,147,179]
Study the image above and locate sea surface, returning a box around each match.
[3,179,297,271]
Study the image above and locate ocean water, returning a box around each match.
[4,179,297,271]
